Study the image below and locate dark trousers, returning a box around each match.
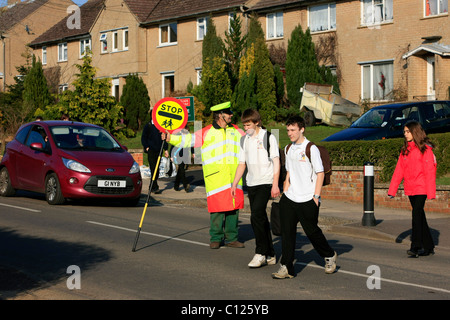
[279,194,334,275]
[409,195,434,251]
[247,184,275,257]
[174,163,188,188]
[148,149,161,191]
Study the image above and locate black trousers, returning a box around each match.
[174,163,188,188]
[409,195,434,251]
[247,184,274,257]
[148,149,161,191]
[279,194,334,275]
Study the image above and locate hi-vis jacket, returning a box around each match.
[169,121,245,213]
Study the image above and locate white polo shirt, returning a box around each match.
[284,137,323,203]
[239,128,280,187]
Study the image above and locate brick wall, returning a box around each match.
[129,150,144,166]
[321,166,450,214]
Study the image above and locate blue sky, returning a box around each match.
[72,0,88,6]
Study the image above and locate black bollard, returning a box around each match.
[362,162,376,226]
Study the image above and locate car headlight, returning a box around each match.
[129,161,140,174]
[62,157,91,173]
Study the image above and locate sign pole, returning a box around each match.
[132,97,188,252]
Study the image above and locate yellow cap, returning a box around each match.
[210,101,231,112]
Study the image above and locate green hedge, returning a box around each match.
[321,132,450,183]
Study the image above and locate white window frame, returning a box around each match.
[361,0,393,26]
[112,31,119,52]
[123,29,128,50]
[266,12,283,40]
[100,33,108,53]
[159,22,177,46]
[360,59,394,102]
[425,0,448,17]
[42,46,47,65]
[80,38,91,58]
[196,68,202,85]
[58,43,67,62]
[59,84,68,93]
[197,17,208,40]
[309,3,336,33]
[161,72,175,97]
[228,12,236,32]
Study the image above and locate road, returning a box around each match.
[1,190,449,305]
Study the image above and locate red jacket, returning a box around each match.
[388,141,437,199]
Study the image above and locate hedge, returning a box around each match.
[321,132,450,183]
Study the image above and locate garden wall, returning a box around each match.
[322,166,449,214]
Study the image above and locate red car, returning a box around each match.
[0,121,142,205]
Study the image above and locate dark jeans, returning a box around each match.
[247,184,274,257]
[409,195,434,251]
[148,149,161,191]
[279,194,334,275]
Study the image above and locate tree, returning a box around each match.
[22,55,52,121]
[38,51,122,134]
[224,11,247,90]
[202,17,224,69]
[201,56,232,114]
[120,74,150,131]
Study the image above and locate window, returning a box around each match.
[425,0,448,16]
[112,31,118,52]
[361,60,393,101]
[266,12,283,39]
[123,29,128,50]
[362,0,393,25]
[197,17,208,40]
[80,38,91,57]
[196,68,202,85]
[58,43,67,62]
[59,84,68,93]
[309,3,336,32]
[162,73,175,97]
[112,78,120,101]
[160,23,177,45]
[100,33,107,53]
[42,46,47,65]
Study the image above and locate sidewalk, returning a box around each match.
[144,168,450,252]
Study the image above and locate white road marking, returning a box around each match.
[86,220,209,247]
[87,220,450,294]
[0,202,41,212]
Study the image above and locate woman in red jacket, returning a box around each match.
[388,121,436,258]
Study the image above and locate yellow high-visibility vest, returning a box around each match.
[169,122,244,212]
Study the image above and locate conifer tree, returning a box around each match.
[224,12,247,90]
[22,55,51,121]
[120,74,150,131]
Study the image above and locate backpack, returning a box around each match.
[284,142,332,186]
[263,131,286,190]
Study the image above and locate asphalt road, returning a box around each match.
[1,190,449,305]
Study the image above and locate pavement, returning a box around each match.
[147,167,450,251]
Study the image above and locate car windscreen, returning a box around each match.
[351,108,396,128]
[50,125,122,151]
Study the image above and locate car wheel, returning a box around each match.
[0,167,16,197]
[304,110,316,127]
[45,173,65,205]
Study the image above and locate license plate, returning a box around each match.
[97,180,126,188]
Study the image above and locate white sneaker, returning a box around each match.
[248,254,267,268]
[324,251,337,274]
[271,264,294,279]
[266,256,276,265]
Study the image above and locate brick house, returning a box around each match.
[0,0,73,91]
[29,0,450,109]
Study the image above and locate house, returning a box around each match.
[0,0,74,91]
[29,0,450,111]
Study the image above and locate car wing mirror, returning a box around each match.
[30,142,45,151]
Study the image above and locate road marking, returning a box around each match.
[86,220,209,247]
[0,202,41,212]
[296,261,450,294]
[87,220,449,294]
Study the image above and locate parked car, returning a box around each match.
[0,121,142,205]
[322,100,450,141]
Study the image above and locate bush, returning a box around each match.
[321,132,449,182]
